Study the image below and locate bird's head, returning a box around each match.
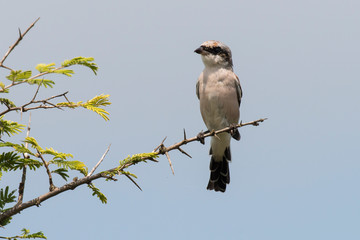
[194,40,233,69]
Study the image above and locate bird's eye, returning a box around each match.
[203,46,223,55]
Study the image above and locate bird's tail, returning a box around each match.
[207,147,231,192]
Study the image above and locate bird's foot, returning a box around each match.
[229,123,241,141]
[197,130,208,145]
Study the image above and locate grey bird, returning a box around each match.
[194,40,242,192]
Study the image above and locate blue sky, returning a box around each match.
[1,0,360,239]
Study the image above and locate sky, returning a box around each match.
[1,0,360,239]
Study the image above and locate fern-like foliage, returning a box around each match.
[103,153,158,179]
[0,117,25,137]
[0,151,42,175]
[51,168,69,181]
[23,137,42,152]
[87,183,107,204]
[0,98,16,109]
[0,142,35,157]
[0,186,16,210]
[62,57,98,75]
[0,82,9,93]
[39,147,73,160]
[0,152,18,180]
[49,159,87,176]
[27,79,55,88]
[6,70,32,82]
[119,152,158,169]
[57,94,111,121]
[0,228,47,240]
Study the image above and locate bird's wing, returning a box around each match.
[196,80,200,100]
[234,74,242,106]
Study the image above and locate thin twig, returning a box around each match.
[0,91,69,117]
[0,18,40,68]
[158,118,267,154]
[15,114,32,206]
[155,118,267,174]
[87,144,111,177]
[36,150,56,191]
[30,79,43,102]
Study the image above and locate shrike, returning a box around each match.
[194,40,242,192]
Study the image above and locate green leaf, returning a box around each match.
[23,137,42,150]
[0,151,21,173]
[52,168,69,181]
[27,79,55,88]
[17,158,43,171]
[0,116,25,137]
[0,186,16,210]
[57,94,111,121]
[87,183,107,204]
[6,70,32,82]
[62,56,98,75]
[0,151,42,172]
[49,159,87,176]
[52,69,74,77]
[20,228,47,239]
[40,147,73,160]
[81,94,111,121]
[119,152,158,169]
[0,142,35,156]
[0,98,16,108]
[35,63,56,73]
[0,82,6,92]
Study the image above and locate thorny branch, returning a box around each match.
[0,18,268,229]
[87,144,111,177]
[0,155,157,224]
[0,91,70,117]
[0,17,40,71]
[154,118,268,174]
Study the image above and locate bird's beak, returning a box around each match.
[194,46,204,54]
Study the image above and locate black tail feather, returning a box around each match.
[207,147,231,192]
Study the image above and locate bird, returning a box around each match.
[194,40,242,192]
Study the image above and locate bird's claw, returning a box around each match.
[229,123,241,141]
[197,131,206,145]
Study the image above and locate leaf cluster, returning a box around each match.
[0,116,25,137]
[0,228,46,240]
[57,94,111,121]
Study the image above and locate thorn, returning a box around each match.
[161,136,167,145]
[147,158,159,162]
[165,151,175,175]
[178,147,192,158]
[124,174,142,191]
[183,128,187,140]
[18,28,22,39]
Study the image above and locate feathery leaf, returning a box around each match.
[62,56,98,75]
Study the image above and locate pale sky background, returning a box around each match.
[1,0,360,239]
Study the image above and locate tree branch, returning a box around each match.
[0,118,266,225]
[87,144,111,177]
[155,118,268,165]
[0,18,40,69]
[15,114,32,207]
[1,65,67,92]
[0,91,69,117]
[36,150,56,192]
[0,155,154,224]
